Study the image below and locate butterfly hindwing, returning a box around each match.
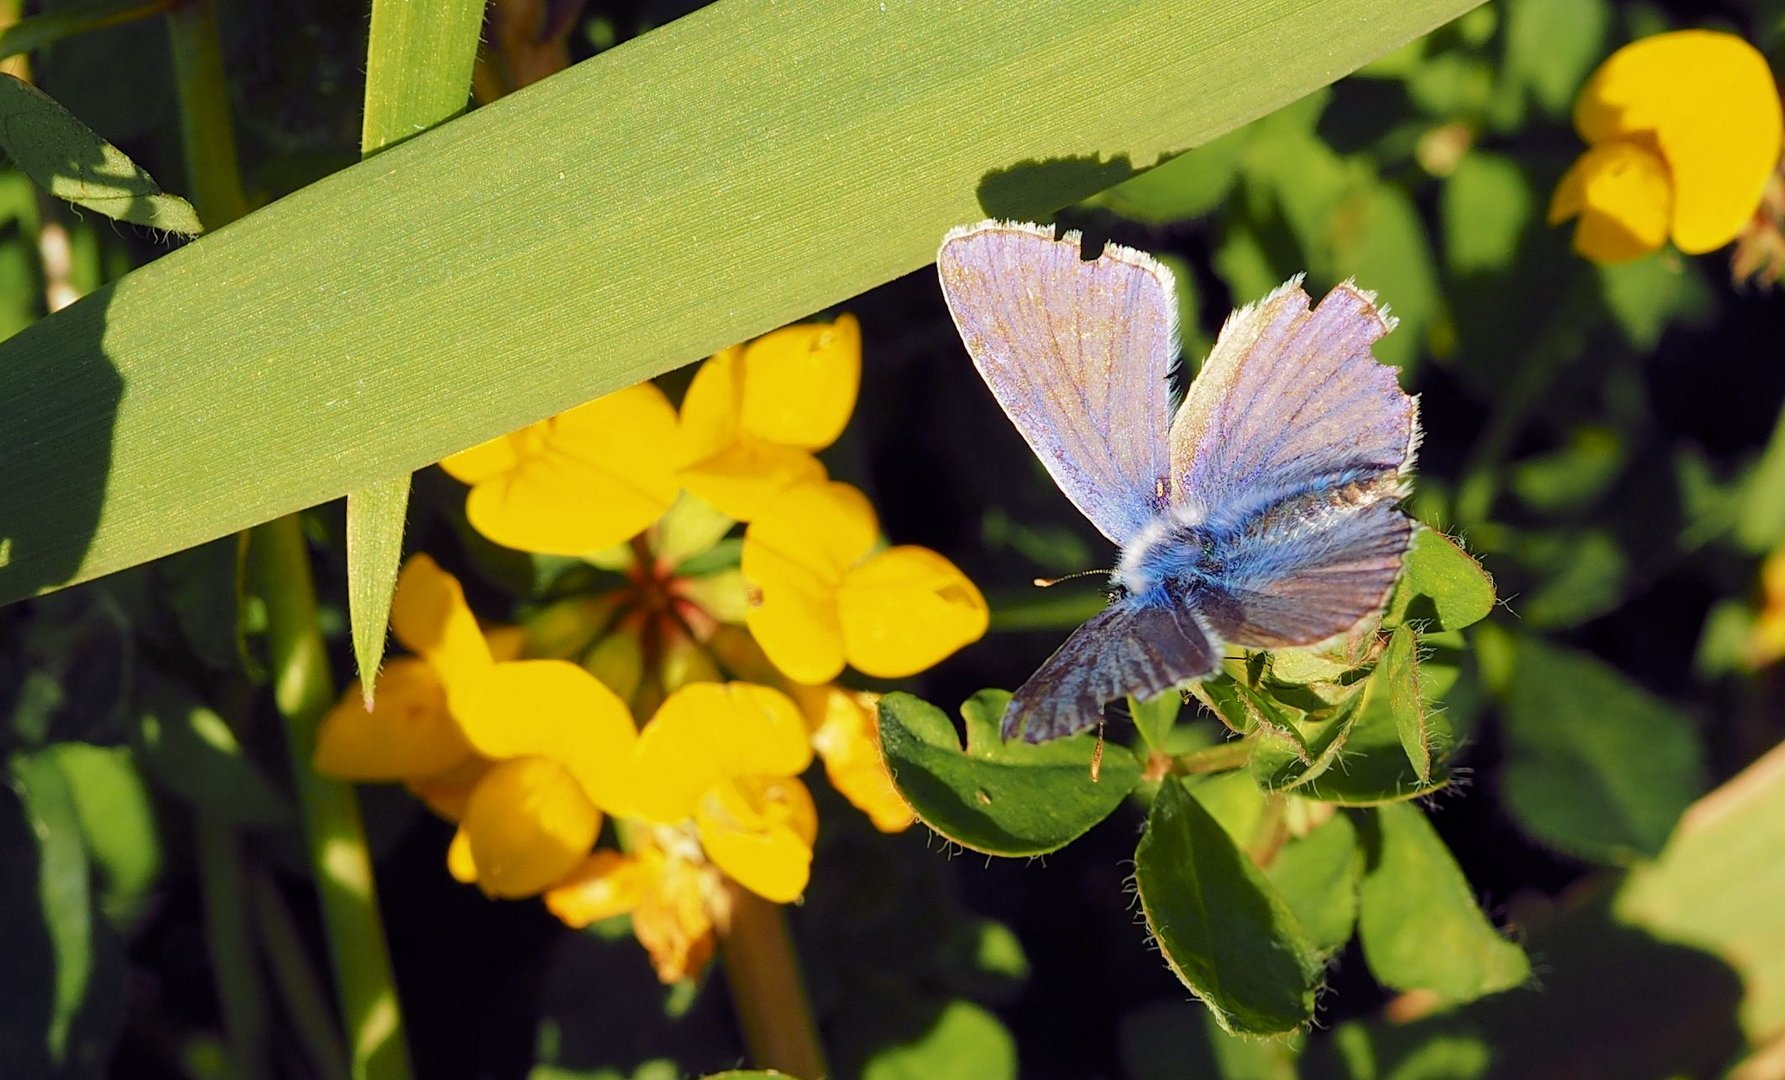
[938,220,1177,546]
[1003,598,1218,742]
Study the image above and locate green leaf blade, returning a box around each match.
[878,690,1139,857]
[1135,779,1320,1036]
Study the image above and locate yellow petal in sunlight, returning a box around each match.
[544,850,651,928]
[678,440,828,523]
[837,545,990,679]
[738,315,861,450]
[315,658,474,781]
[1572,30,1783,255]
[742,481,880,684]
[452,660,637,813]
[440,433,522,485]
[1549,141,1673,264]
[696,775,817,903]
[630,682,812,823]
[390,555,494,692]
[461,383,681,555]
[459,756,600,898]
[809,688,915,833]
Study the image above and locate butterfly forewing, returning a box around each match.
[1169,279,1416,530]
[938,220,1177,546]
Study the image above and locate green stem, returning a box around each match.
[250,516,413,1080]
[1168,739,1253,776]
[165,6,411,1077]
[720,884,829,1080]
[194,816,269,1080]
[252,870,352,1080]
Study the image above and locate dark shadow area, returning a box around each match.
[1303,886,1748,1080]
[0,280,119,605]
[975,154,1139,223]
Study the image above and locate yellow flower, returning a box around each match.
[678,316,861,521]
[741,479,988,685]
[316,555,637,899]
[440,383,681,555]
[799,685,915,833]
[1550,30,1784,264]
[544,680,822,982]
[1748,544,1785,669]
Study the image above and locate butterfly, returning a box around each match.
[936,220,1419,743]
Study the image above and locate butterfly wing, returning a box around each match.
[1169,278,1418,649]
[938,220,1176,545]
[1003,597,1218,743]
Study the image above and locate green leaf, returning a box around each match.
[42,743,160,930]
[345,476,409,703]
[1384,525,1496,631]
[2,750,125,1074]
[1380,625,1429,783]
[1497,636,1706,863]
[1497,0,1609,120]
[1737,398,1785,553]
[1099,128,1250,223]
[1296,654,1450,806]
[132,674,291,826]
[0,0,169,64]
[1357,803,1529,1003]
[1265,812,1361,956]
[1596,254,1713,352]
[1247,689,1357,792]
[0,73,200,234]
[1130,689,1182,752]
[0,0,1489,605]
[1134,779,1320,1036]
[860,999,1017,1080]
[1441,151,1533,275]
[878,691,1139,856]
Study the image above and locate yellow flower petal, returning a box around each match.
[460,756,600,898]
[696,776,817,903]
[630,682,812,822]
[440,433,522,485]
[679,440,828,522]
[677,345,746,469]
[837,545,989,678]
[809,688,915,833]
[406,755,494,821]
[742,481,880,684]
[315,659,475,781]
[629,843,718,983]
[1550,142,1672,264]
[738,315,861,450]
[543,850,651,927]
[452,660,637,813]
[464,384,680,555]
[1575,30,1783,254]
[447,826,479,884]
[390,555,494,692]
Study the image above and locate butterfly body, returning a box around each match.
[938,220,1417,743]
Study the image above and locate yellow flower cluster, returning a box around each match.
[1550,30,1783,266]
[318,316,987,981]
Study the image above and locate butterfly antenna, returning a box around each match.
[1033,568,1110,588]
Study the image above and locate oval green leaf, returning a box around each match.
[877,690,1140,857]
[1357,802,1530,1004]
[1134,779,1320,1036]
[1384,525,1497,631]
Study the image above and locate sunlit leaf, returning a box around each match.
[1135,779,1320,1036]
[1357,803,1529,1003]
[877,690,1139,857]
[1266,811,1361,957]
[1384,525,1496,631]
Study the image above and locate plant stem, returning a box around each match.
[166,5,411,1076]
[250,516,413,1080]
[720,884,828,1080]
[253,870,353,1080]
[194,815,269,1080]
[1169,739,1253,776]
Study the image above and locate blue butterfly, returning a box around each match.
[937,220,1418,743]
